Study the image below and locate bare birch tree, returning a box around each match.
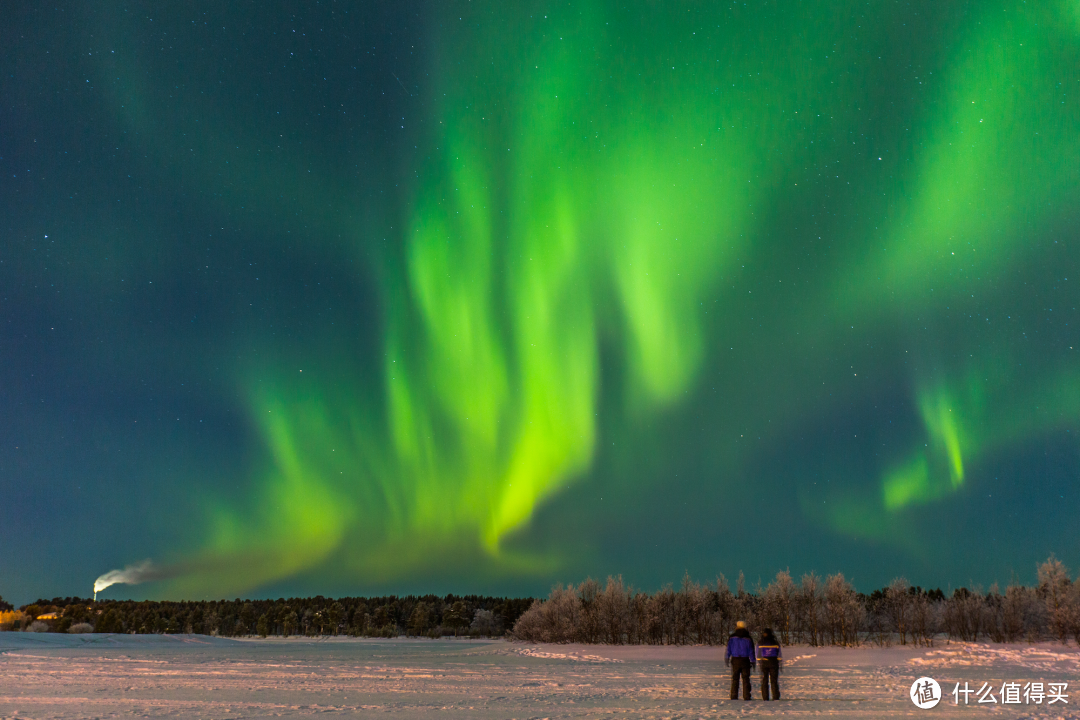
[823,573,863,646]
[595,576,632,644]
[797,573,823,646]
[762,570,797,644]
[884,577,912,645]
[1038,556,1074,644]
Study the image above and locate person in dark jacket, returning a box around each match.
[725,620,755,700]
[756,627,782,700]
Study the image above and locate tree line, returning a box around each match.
[5,556,1079,646]
[0,593,533,638]
[512,557,1080,646]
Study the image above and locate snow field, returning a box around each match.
[1,635,1078,718]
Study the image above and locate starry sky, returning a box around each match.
[2,1,1079,604]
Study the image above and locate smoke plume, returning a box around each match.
[93,560,173,596]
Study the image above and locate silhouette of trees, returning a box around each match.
[0,593,532,639]
[443,600,469,635]
[5,558,1079,645]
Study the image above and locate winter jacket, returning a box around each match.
[725,627,755,664]
[757,632,782,660]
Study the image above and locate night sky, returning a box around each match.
[3,1,1079,604]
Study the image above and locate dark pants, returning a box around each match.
[759,658,780,700]
[729,657,752,700]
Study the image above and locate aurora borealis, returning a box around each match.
[2,1,1078,603]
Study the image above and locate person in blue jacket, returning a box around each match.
[756,627,782,700]
[725,620,755,700]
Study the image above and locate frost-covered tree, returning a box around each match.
[470,608,497,636]
[1037,556,1075,644]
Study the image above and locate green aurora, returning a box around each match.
[1,0,1078,600]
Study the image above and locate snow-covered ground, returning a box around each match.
[1,634,1077,718]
